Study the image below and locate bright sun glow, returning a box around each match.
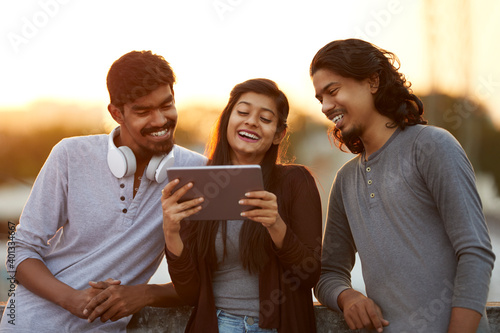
[1,0,500,128]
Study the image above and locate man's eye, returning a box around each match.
[160,102,174,111]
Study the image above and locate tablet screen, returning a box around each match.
[166,165,264,221]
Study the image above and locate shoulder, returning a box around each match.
[409,125,464,158]
[416,125,459,144]
[336,154,360,177]
[276,164,318,190]
[400,124,459,147]
[277,164,313,180]
[59,134,106,145]
[275,165,321,208]
[172,145,207,167]
[51,134,106,156]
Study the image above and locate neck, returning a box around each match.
[230,152,262,166]
[115,127,155,165]
[360,117,397,160]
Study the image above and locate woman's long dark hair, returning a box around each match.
[310,38,427,154]
[186,78,289,274]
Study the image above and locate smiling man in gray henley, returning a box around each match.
[311,39,495,333]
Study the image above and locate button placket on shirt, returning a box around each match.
[366,166,375,199]
[119,183,131,214]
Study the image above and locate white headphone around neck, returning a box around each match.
[107,127,175,183]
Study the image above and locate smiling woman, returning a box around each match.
[227,92,286,165]
[162,78,323,333]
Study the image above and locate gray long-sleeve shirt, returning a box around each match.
[0,133,206,332]
[316,125,495,332]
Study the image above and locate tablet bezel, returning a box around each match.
[166,165,264,221]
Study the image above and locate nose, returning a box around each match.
[322,98,336,115]
[245,113,259,127]
[150,108,168,127]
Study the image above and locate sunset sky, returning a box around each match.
[1,0,500,126]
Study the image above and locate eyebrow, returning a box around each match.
[131,94,174,111]
[236,101,276,115]
[315,81,340,100]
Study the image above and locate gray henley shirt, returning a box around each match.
[0,132,206,332]
[316,125,495,332]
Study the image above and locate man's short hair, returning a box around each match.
[107,50,176,107]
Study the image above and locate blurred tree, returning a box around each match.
[2,96,499,195]
[421,93,500,194]
[0,126,103,184]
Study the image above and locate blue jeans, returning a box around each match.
[216,309,278,333]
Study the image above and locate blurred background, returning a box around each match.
[1,0,499,302]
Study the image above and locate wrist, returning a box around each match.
[57,286,78,311]
[267,221,287,250]
[140,284,155,307]
[164,229,180,238]
[337,288,356,311]
[165,234,184,257]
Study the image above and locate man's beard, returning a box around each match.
[140,120,176,156]
[340,125,362,144]
[146,140,174,155]
[332,125,364,154]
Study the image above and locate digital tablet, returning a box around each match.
[166,165,264,221]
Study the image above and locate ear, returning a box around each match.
[108,104,124,124]
[368,73,379,94]
[273,129,287,145]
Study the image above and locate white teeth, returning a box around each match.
[332,114,344,124]
[239,131,259,140]
[150,129,168,137]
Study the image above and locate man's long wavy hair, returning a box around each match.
[310,39,427,154]
[185,78,289,274]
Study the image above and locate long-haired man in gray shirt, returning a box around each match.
[0,51,206,332]
[311,39,495,332]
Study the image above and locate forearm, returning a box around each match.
[266,218,287,249]
[143,282,187,308]
[316,229,356,312]
[275,228,322,288]
[16,258,81,312]
[164,231,184,257]
[84,281,188,323]
[165,247,201,306]
[16,258,76,310]
[447,307,481,333]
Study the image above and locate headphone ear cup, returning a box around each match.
[146,149,175,183]
[119,146,137,177]
[146,155,163,182]
[108,145,137,178]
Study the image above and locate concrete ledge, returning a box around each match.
[126,303,500,332]
[1,302,499,332]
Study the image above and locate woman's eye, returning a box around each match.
[260,117,271,123]
[329,88,339,95]
[237,110,249,115]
